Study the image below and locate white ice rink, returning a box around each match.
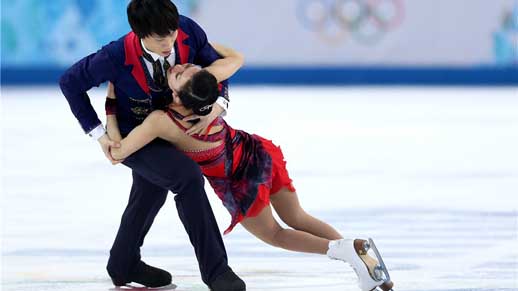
[1,86,517,291]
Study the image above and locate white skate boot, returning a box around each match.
[327,238,394,291]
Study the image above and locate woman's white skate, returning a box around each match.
[327,238,394,291]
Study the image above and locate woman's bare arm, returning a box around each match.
[105,82,123,142]
[105,82,170,160]
[110,111,168,160]
[205,43,244,82]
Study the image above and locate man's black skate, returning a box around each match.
[209,268,246,291]
[111,261,172,288]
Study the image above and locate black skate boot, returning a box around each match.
[111,261,172,288]
[209,268,246,291]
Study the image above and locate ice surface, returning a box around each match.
[1,86,517,290]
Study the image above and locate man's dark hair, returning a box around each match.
[127,0,179,38]
[179,70,219,116]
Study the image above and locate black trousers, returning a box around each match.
[106,139,229,285]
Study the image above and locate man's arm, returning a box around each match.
[182,41,244,135]
[59,43,123,162]
[59,45,121,135]
[182,17,248,135]
[188,18,230,107]
[205,43,244,83]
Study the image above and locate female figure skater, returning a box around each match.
[106,44,394,291]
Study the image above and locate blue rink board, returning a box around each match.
[2,66,517,86]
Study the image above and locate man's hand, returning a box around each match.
[183,103,225,136]
[98,134,122,164]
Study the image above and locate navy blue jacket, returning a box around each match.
[60,15,229,136]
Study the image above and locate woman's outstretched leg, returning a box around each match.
[242,191,394,291]
[270,188,343,240]
[240,205,330,254]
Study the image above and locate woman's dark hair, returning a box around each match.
[127,0,179,38]
[178,70,219,116]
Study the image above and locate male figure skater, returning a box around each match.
[59,1,244,290]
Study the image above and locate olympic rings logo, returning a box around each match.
[296,0,405,45]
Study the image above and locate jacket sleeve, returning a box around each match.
[59,44,121,133]
[189,19,230,101]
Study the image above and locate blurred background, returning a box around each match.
[1,1,518,291]
[1,0,517,85]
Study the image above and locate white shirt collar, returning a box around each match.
[141,39,162,62]
[140,39,176,80]
[140,39,175,64]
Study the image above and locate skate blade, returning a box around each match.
[367,238,395,291]
[368,238,391,282]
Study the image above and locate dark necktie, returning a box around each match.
[142,50,171,89]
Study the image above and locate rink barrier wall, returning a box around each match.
[2,66,517,86]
